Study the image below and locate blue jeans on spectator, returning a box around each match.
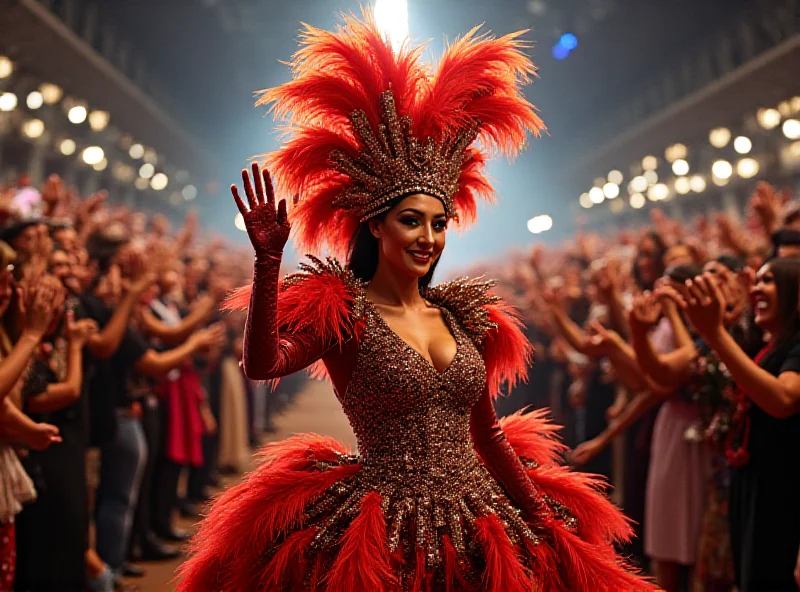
[95,411,147,572]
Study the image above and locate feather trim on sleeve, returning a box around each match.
[223,256,367,380]
[425,278,533,399]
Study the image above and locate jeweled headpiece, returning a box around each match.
[331,90,478,222]
[258,9,545,255]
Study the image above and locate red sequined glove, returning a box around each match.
[231,164,291,256]
[470,388,553,526]
[233,165,329,380]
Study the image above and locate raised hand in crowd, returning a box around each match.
[665,273,728,341]
[583,319,626,359]
[74,189,108,235]
[594,258,621,300]
[123,249,158,297]
[189,323,227,354]
[715,212,766,259]
[176,210,199,253]
[21,224,53,276]
[529,244,545,278]
[19,274,65,339]
[628,291,661,335]
[750,181,789,236]
[540,283,566,311]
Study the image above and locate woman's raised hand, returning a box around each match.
[231,163,292,255]
[628,292,661,334]
[19,276,65,338]
[679,274,726,338]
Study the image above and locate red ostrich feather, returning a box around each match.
[254,8,544,256]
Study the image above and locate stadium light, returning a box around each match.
[375,0,408,52]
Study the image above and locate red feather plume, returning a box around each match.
[325,491,398,592]
[499,408,568,466]
[255,8,545,256]
[483,300,534,399]
[176,434,358,592]
[223,259,355,344]
[474,513,532,592]
[259,527,317,590]
[498,410,658,591]
[411,27,544,153]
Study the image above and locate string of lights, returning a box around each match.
[0,53,199,208]
[578,97,800,216]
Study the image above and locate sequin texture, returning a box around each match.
[292,287,560,589]
[182,259,658,592]
[330,90,479,222]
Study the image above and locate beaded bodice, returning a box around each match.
[309,301,544,563]
[339,303,487,491]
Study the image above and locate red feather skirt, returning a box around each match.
[177,411,656,591]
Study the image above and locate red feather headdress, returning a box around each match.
[258,9,545,256]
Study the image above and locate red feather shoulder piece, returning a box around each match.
[223,256,367,363]
[424,278,532,399]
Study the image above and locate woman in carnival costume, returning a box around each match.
[178,10,656,592]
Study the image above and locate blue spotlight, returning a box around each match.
[552,44,570,60]
[559,33,578,50]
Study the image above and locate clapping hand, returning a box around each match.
[584,320,624,358]
[65,310,99,347]
[667,273,727,339]
[541,284,566,311]
[190,323,226,354]
[19,275,65,339]
[628,292,661,334]
[750,181,788,234]
[124,250,157,297]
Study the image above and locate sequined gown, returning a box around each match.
[178,257,655,592]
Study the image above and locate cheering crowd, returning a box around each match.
[483,181,800,591]
[1,168,799,592]
[0,172,275,592]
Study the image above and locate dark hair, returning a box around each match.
[633,231,667,290]
[665,263,703,284]
[346,200,440,290]
[716,254,744,273]
[763,258,800,344]
[86,233,128,275]
[0,219,41,244]
[772,228,800,248]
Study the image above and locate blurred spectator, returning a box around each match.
[1,159,799,592]
[0,172,256,591]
